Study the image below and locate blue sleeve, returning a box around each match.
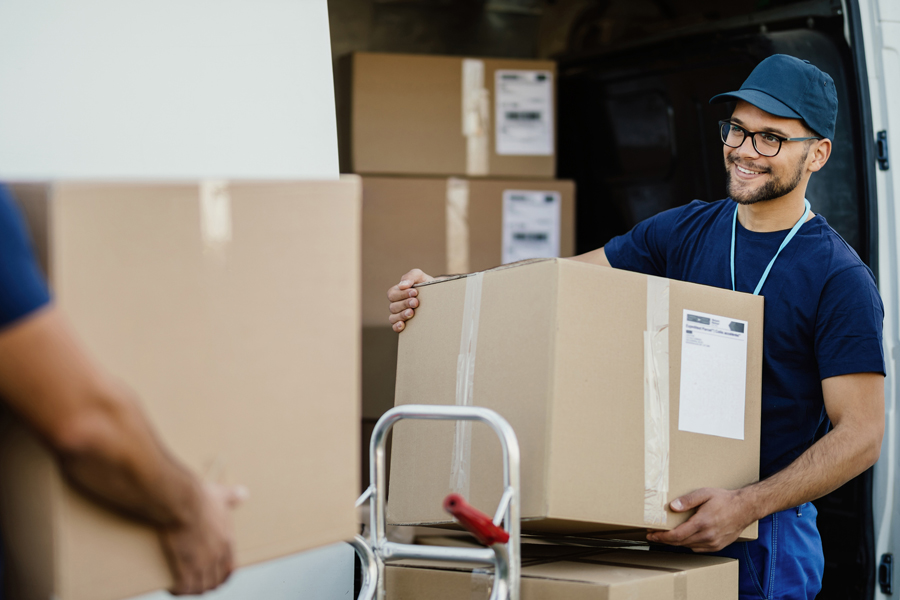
[0,185,51,330]
[815,265,885,379]
[603,202,694,276]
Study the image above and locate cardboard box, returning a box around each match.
[388,259,762,539]
[361,177,575,420]
[385,545,738,599]
[339,52,557,178]
[0,179,361,600]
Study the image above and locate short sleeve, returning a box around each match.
[0,185,51,330]
[603,202,693,276]
[815,265,885,379]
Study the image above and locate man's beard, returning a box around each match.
[724,153,806,205]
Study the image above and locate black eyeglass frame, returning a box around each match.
[718,120,823,157]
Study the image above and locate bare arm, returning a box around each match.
[0,306,243,594]
[650,371,884,551]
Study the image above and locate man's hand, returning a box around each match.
[646,487,755,552]
[387,269,434,332]
[161,482,247,596]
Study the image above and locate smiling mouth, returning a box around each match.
[735,164,765,175]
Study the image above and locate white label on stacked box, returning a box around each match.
[502,190,561,264]
[678,310,749,440]
[494,70,554,156]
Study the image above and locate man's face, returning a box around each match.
[723,101,814,205]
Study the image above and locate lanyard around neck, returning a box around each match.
[730,199,811,296]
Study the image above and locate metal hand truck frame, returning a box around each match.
[350,404,522,600]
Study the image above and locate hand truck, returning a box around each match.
[350,404,522,600]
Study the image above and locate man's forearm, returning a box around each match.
[0,307,202,529]
[55,381,202,528]
[738,418,881,521]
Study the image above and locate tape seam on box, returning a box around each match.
[199,180,232,248]
[462,59,490,176]
[674,571,687,600]
[471,568,492,599]
[446,178,471,274]
[644,276,670,526]
[450,272,485,498]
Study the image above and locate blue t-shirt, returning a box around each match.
[605,198,885,479]
[0,185,51,598]
[0,185,51,329]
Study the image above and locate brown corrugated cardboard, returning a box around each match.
[361,176,575,326]
[388,259,762,540]
[384,545,738,599]
[361,177,575,420]
[339,52,557,178]
[0,179,361,600]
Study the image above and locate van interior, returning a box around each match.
[333,1,878,597]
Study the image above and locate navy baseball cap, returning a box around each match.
[710,54,838,140]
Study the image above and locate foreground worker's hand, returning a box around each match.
[161,482,248,596]
[646,487,753,552]
[387,269,434,332]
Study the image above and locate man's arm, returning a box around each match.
[0,305,245,595]
[387,249,611,331]
[649,371,884,552]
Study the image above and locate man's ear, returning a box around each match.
[808,138,832,173]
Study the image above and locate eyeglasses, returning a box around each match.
[718,120,822,157]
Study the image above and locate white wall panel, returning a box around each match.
[0,0,338,179]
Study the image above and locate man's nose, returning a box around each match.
[732,134,762,159]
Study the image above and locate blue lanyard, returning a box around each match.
[730,199,810,295]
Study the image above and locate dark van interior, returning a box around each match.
[334,1,879,597]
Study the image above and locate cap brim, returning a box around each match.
[709,89,802,120]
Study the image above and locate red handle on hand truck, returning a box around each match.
[443,493,510,546]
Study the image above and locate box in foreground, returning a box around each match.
[0,180,361,600]
[388,259,762,538]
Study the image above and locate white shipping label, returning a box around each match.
[677,310,748,440]
[502,190,561,264]
[494,70,554,156]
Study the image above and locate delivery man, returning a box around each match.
[386,54,885,599]
[0,184,245,597]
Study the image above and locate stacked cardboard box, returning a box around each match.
[388,259,763,542]
[386,543,739,599]
[1,180,361,600]
[339,52,577,430]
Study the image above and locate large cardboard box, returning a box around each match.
[388,259,763,539]
[361,177,575,420]
[385,545,738,599]
[339,52,557,179]
[0,180,361,600]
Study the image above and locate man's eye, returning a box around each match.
[761,133,780,143]
[730,125,742,133]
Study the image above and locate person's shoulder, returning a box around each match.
[806,217,876,284]
[661,198,732,235]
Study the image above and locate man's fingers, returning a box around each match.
[390,298,418,315]
[389,310,415,325]
[647,519,703,545]
[224,485,249,508]
[387,285,418,303]
[670,488,712,512]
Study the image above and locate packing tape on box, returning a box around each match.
[199,180,233,249]
[471,569,492,599]
[462,59,490,176]
[449,271,485,498]
[446,178,470,274]
[644,276,670,526]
